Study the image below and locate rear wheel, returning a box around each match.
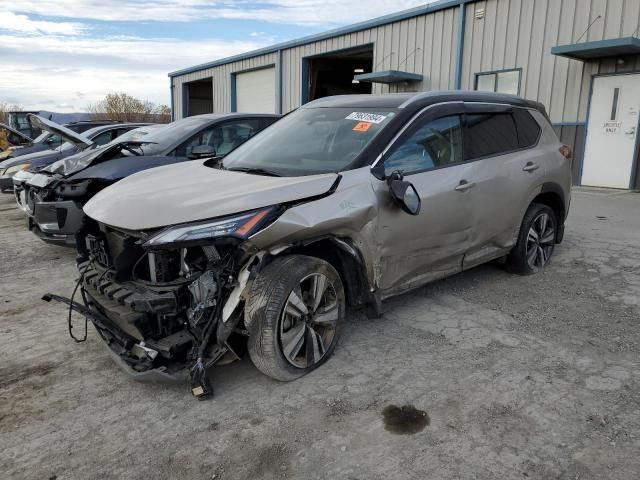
[246,255,345,381]
[506,203,557,274]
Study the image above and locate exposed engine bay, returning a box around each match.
[46,220,263,399]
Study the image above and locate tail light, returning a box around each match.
[559,145,572,159]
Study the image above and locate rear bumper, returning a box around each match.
[29,199,85,247]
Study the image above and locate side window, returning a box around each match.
[512,109,541,148]
[475,69,521,95]
[384,115,464,175]
[91,130,116,146]
[46,134,63,148]
[464,113,518,160]
[172,119,261,157]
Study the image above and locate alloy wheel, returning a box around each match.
[279,273,339,368]
[526,212,555,270]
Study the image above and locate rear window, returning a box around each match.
[464,113,519,160]
[513,108,541,148]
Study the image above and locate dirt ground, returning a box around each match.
[1,188,639,480]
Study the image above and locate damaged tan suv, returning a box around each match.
[47,91,572,399]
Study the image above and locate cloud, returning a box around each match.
[1,1,436,112]
[0,11,85,35]
[0,34,268,111]
[6,0,431,26]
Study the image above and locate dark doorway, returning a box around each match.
[307,46,373,102]
[186,78,213,116]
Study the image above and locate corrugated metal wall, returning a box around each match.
[461,0,640,123]
[172,0,640,124]
[280,7,459,111]
[171,8,459,117]
[172,52,277,117]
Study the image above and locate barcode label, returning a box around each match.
[345,112,387,124]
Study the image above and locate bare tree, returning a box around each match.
[88,93,171,123]
[0,101,22,124]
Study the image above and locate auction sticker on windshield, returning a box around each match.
[353,122,373,132]
[345,112,387,124]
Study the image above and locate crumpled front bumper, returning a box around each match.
[74,261,193,381]
[28,199,85,247]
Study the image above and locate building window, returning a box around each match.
[475,69,521,95]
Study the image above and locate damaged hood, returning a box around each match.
[84,160,339,230]
[28,114,93,149]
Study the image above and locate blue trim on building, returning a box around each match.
[454,1,466,89]
[552,122,587,127]
[230,73,237,112]
[169,78,175,121]
[168,0,475,78]
[277,49,284,114]
[551,37,640,61]
[181,83,188,118]
[300,58,310,106]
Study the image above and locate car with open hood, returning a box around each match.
[16,113,279,246]
[0,123,33,152]
[46,91,572,399]
[0,115,150,192]
[0,118,123,163]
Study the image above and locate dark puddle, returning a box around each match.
[382,404,430,434]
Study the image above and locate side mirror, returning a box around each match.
[386,171,421,215]
[188,145,216,160]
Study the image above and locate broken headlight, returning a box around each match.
[143,207,276,248]
[4,163,31,176]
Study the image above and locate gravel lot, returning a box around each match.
[1,188,639,480]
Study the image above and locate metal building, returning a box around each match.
[168,0,640,189]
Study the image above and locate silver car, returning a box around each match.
[47,91,572,399]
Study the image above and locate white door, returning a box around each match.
[235,67,276,113]
[582,73,640,189]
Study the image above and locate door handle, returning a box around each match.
[625,126,636,137]
[523,162,539,172]
[455,180,475,192]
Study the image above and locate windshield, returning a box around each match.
[222,108,396,176]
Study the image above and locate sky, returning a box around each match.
[0,0,433,113]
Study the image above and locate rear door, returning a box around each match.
[373,104,476,295]
[461,104,546,269]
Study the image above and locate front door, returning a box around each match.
[582,73,640,189]
[373,110,474,296]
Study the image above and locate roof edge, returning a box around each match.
[168,0,470,78]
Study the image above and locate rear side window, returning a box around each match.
[464,113,519,160]
[513,109,541,148]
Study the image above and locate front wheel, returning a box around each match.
[246,255,345,381]
[506,203,557,274]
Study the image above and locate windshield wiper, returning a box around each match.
[226,166,282,177]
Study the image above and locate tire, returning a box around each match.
[506,203,557,275]
[246,255,345,381]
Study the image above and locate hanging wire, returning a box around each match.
[576,15,602,43]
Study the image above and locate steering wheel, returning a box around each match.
[428,129,452,164]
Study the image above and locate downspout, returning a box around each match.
[454,0,467,90]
